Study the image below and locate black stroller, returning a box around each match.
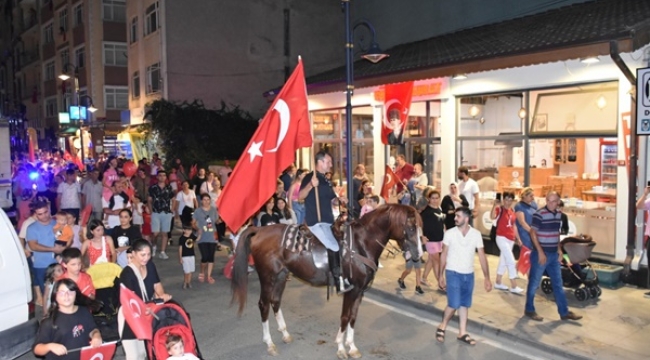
[87,262,123,341]
[540,234,601,301]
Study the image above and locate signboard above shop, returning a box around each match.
[636,67,650,135]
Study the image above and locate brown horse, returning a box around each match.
[231,204,422,359]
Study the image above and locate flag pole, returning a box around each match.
[304,54,321,223]
[67,341,119,353]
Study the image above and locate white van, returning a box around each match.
[0,208,37,359]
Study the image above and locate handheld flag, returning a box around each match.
[217,59,312,232]
[119,284,152,340]
[380,165,401,201]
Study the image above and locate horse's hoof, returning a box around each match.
[283,335,293,344]
[268,344,279,356]
[336,349,348,359]
[349,349,362,358]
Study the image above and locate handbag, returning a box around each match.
[489,206,503,241]
[95,236,109,264]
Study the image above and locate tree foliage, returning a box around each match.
[146,99,258,167]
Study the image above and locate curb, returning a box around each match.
[366,287,592,360]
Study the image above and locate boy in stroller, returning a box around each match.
[166,334,200,359]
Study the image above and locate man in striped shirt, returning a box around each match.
[524,191,582,322]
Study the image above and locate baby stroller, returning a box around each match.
[147,300,203,360]
[540,234,601,301]
[87,262,123,341]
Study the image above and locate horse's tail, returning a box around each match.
[231,226,257,315]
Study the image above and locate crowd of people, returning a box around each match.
[9,150,232,359]
[8,147,591,356]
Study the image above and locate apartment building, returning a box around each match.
[126,0,343,124]
[1,0,128,154]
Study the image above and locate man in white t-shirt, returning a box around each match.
[457,166,480,225]
[436,207,491,346]
[410,163,428,204]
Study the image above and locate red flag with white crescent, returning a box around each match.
[380,165,401,201]
[80,341,117,360]
[381,82,414,145]
[119,284,153,340]
[217,59,312,232]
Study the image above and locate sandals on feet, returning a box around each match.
[457,334,476,346]
[198,274,205,283]
[207,277,216,284]
[435,328,445,343]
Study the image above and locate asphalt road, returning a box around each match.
[19,247,542,360]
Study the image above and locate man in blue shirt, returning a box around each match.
[299,150,352,294]
[26,199,64,305]
[524,191,582,322]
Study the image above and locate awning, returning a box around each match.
[306,0,650,94]
[57,127,78,136]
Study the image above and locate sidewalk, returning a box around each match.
[368,248,650,360]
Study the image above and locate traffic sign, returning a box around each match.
[636,67,650,135]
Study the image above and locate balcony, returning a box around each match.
[21,51,40,67]
[21,12,38,34]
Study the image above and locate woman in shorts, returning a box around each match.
[420,189,446,290]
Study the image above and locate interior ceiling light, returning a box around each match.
[453,74,467,80]
[581,57,600,64]
[518,107,527,119]
[469,105,480,118]
[596,95,607,110]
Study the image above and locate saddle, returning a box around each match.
[280,224,344,271]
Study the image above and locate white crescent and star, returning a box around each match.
[129,299,142,318]
[89,354,104,360]
[385,173,392,185]
[247,98,291,162]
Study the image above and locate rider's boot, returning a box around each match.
[328,250,354,294]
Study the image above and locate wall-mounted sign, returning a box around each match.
[636,67,650,135]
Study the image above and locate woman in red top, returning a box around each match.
[81,219,117,266]
[491,192,523,293]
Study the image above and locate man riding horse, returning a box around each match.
[298,150,354,294]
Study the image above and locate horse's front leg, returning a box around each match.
[336,290,357,359]
[345,292,365,358]
[272,269,292,344]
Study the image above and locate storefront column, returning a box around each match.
[372,105,385,191]
[439,97,456,191]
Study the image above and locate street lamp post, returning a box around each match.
[343,1,388,217]
[59,64,97,170]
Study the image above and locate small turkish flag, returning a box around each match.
[119,284,153,340]
[381,82,414,145]
[217,58,312,232]
[80,341,117,360]
[380,165,401,201]
[517,245,532,276]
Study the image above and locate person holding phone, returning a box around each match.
[491,192,523,294]
[636,182,650,298]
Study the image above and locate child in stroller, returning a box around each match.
[540,234,602,301]
[148,300,203,360]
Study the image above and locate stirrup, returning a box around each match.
[337,277,354,294]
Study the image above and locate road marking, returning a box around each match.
[364,297,549,360]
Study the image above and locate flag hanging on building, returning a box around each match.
[217,58,312,232]
[380,165,401,201]
[79,341,117,360]
[381,81,414,145]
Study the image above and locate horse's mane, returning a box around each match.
[357,204,422,234]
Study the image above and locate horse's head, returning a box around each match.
[364,204,422,258]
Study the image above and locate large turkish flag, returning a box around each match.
[381,82,414,145]
[217,59,312,232]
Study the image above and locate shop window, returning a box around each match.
[458,94,524,137]
[530,82,618,135]
[103,43,127,66]
[311,111,339,140]
[102,0,126,22]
